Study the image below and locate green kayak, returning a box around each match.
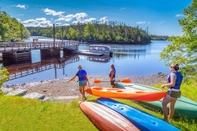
[115,82,197,121]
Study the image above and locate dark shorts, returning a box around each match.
[79,80,87,87]
[168,90,181,99]
[110,80,115,85]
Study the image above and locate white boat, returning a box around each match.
[78,45,113,56]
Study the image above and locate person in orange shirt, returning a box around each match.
[109,64,116,88]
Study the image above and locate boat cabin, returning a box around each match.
[89,45,113,56]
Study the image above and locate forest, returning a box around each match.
[0,11,30,42]
[27,22,152,44]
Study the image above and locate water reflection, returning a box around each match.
[88,55,111,63]
[5,54,79,81]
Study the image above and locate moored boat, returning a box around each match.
[97,98,181,131]
[78,44,113,56]
[115,82,197,121]
[78,101,139,131]
[85,86,167,102]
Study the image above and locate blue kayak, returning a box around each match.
[97,97,181,131]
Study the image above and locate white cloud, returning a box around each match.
[176,14,185,17]
[62,23,70,26]
[136,21,146,24]
[74,12,88,20]
[159,20,165,24]
[83,18,96,24]
[99,16,108,24]
[55,12,88,22]
[16,4,27,9]
[22,17,53,27]
[43,8,65,16]
[55,14,75,22]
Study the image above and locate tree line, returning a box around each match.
[27,22,151,44]
[0,11,30,42]
[160,0,197,78]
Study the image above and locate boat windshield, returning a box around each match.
[89,46,110,51]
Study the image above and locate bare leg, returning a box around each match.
[162,95,173,122]
[169,99,177,120]
[79,86,84,100]
[82,86,87,100]
[79,86,86,101]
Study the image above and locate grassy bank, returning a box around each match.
[0,79,196,131]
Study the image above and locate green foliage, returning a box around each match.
[160,0,197,78]
[27,22,151,44]
[0,68,9,88]
[0,11,30,42]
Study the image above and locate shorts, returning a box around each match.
[110,79,115,85]
[79,80,87,87]
[168,90,181,99]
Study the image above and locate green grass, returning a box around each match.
[0,96,97,131]
[0,79,196,131]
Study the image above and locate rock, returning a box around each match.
[43,96,79,102]
[1,87,13,94]
[6,89,27,96]
[23,92,45,100]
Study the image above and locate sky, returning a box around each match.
[0,0,193,36]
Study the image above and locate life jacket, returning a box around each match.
[78,70,87,81]
[109,68,116,78]
[167,71,183,90]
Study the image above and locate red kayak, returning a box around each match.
[85,87,167,102]
[79,101,139,131]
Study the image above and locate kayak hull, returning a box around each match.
[78,101,139,131]
[97,98,181,131]
[85,86,167,102]
[115,82,197,120]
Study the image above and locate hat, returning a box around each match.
[78,65,83,69]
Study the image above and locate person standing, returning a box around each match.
[161,64,183,122]
[109,64,116,88]
[68,65,90,101]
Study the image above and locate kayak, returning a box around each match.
[78,101,139,131]
[97,98,181,131]
[115,82,197,121]
[85,86,167,102]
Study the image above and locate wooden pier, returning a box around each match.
[0,40,78,63]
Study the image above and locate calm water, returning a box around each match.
[3,36,170,86]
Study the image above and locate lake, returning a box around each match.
[3,36,170,86]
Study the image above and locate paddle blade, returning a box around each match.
[94,79,102,84]
[121,79,132,83]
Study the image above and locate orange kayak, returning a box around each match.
[79,101,139,131]
[85,87,167,102]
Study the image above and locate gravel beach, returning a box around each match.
[5,73,167,98]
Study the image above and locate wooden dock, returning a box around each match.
[0,40,78,63]
[0,40,78,53]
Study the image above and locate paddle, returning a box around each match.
[94,78,132,84]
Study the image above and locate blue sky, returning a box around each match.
[0,0,193,36]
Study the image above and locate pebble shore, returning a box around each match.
[5,73,167,98]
